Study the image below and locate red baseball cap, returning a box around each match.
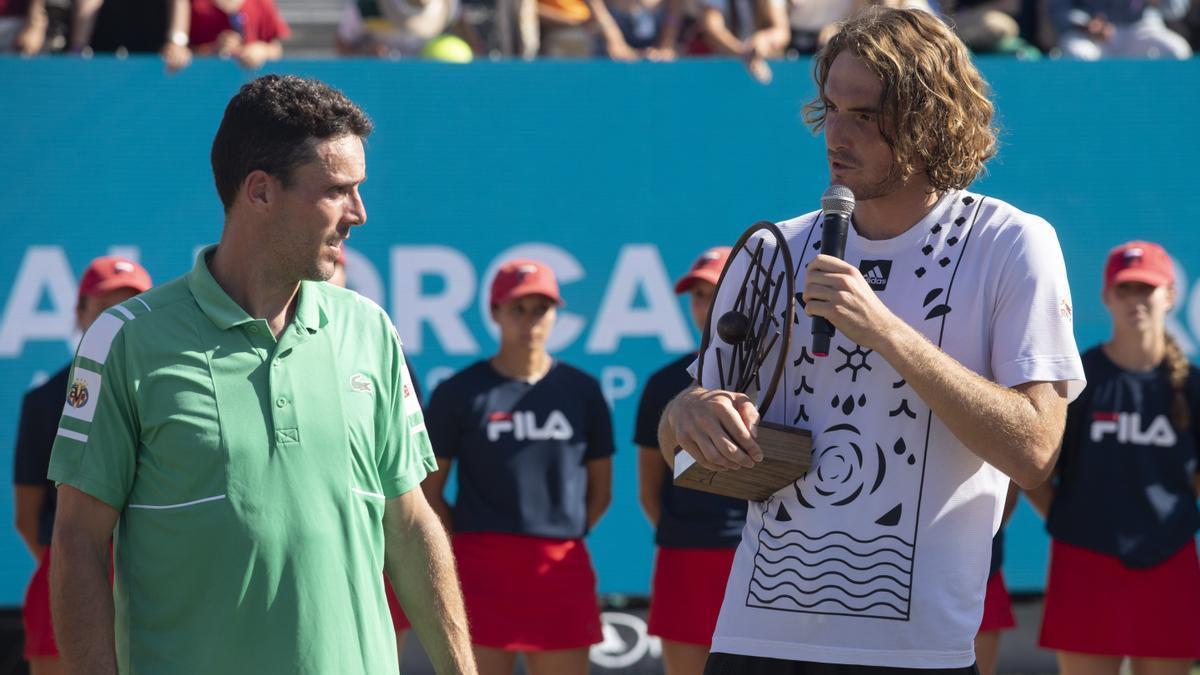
[78,256,153,302]
[1104,241,1174,291]
[675,246,732,294]
[489,259,563,307]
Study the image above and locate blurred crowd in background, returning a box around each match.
[0,0,1195,70]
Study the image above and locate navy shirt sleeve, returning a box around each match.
[13,389,51,486]
[633,371,664,449]
[583,379,616,462]
[12,366,70,547]
[425,374,463,459]
[13,367,69,487]
[634,354,694,449]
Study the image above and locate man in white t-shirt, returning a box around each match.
[659,7,1085,674]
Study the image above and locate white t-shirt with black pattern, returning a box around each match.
[691,190,1085,668]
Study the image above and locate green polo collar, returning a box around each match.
[188,245,327,333]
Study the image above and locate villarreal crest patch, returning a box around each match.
[67,378,90,408]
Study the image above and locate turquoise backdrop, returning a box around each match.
[1,57,1197,605]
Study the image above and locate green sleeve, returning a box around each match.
[377,318,437,499]
[47,321,138,510]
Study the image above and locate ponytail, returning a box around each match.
[1163,331,1191,431]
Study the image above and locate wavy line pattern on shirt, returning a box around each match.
[754,552,911,575]
[748,588,906,616]
[752,577,909,602]
[749,526,914,618]
[759,527,913,548]
[751,562,910,591]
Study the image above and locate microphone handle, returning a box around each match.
[811,211,850,357]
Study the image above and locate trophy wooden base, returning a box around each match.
[673,421,813,502]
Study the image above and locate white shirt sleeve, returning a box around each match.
[988,216,1086,402]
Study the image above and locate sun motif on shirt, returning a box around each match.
[834,345,873,383]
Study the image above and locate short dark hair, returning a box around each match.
[210,75,374,212]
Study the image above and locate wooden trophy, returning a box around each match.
[673,221,813,502]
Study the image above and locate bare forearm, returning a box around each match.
[16,524,42,558]
[71,0,103,50]
[586,493,610,529]
[427,496,454,532]
[25,0,47,25]
[656,0,682,49]
[700,11,744,55]
[637,447,665,526]
[1023,480,1054,519]
[586,0,624,44]
[51,535,116,674]
[876,320,1064,488]
[166,0,188,35]
[584,458,612,530]
[753,2,789,53]
[386,513,473,674]
[638,489,661,527]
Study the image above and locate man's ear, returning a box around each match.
[242,170,276,212]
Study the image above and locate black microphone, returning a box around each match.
[811,184,855,357]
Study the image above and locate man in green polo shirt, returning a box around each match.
[47,75,475,675]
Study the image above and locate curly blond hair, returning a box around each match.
[804,7,997,192]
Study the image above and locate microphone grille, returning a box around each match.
[821,184,855,215]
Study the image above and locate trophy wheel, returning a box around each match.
[696,220,797,413]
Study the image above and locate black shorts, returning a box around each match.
[703,653,980,675]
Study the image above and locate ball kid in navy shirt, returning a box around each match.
[421,258,613,670]
[1031,240,1200,668]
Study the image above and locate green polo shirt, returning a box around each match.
[49,247,436,674]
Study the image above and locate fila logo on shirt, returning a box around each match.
[487,410,574,442]
[858,260,892,291]
[1090,412,1177,447]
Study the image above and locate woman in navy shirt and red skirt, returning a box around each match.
[634,246,747,675]
[1028,241,1200,675]
[422,259,615,675]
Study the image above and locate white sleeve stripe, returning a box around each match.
[77,314,125,366]
[351,486,386,500]
[133,296,152,313]
[410,422,427,435]
[114,305,135,321]
[56,428,88,443]
[127,495,226,510]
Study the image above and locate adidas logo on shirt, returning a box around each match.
[487,410,574,442]
[1090,412,1177,447]
[858,260,892,291]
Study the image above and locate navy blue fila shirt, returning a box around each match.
[1047,346,1200,568]
[425,360,615,539]
[634,353,747,548]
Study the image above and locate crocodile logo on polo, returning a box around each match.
[349,373,373,394]
[67,378,90,408]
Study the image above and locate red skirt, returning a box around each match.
[977,570,1016,633]
[453,532,602,651]
[1040,539,1200,657]
[384,575,412,632]
[647,547,736,645]
[23,547,58,658]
